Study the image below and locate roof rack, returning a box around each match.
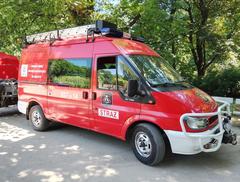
[25,20,144,45]
[25,24,95,44]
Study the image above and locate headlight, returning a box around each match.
[184,116,209,130]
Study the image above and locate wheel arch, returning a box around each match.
[124,120,172,153]
[26,100,42,120]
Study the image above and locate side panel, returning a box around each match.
[0,58,19,80]
[92,89,141,137]
[49,43,94,58]
[18,83,48,114]
[46,43,94,129]
[18,45,49,115]
[19,45,49,83]
[47,85,91,128]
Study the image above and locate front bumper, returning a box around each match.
[165,99,235,155]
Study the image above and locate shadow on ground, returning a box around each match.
[0,106,20,117]
[0,108,240,182]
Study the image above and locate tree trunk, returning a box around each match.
[171,41,177,69]
[197,66,205,78]
[186,0,209,78]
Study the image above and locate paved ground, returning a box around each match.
[1,107,240,182]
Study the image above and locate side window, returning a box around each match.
[97,55,138,96]
[97,56,117,90]
[48,58,92,88]
[117,56,138,96]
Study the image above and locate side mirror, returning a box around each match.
[127,80,139,97]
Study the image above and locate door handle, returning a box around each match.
[92,92,97,100]
[82,91,88,99]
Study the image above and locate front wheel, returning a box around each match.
[29,105,50,131]
[131,123,166,166]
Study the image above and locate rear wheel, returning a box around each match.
[29,105,49,131]
[131,123,166,166]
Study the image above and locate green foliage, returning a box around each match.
[96,0,143,30]
[101,0,240,97]
[66,0,95,25]
[98,69,117,87]
[194,67,240,98]
[0,0,95,55]
[53,75,90,88]
[0,0,239,97]
[49,59,89,78]
[49,59,91,88]
[101,0,240,79]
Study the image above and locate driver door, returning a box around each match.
[91,55,141,138]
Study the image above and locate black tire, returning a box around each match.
[29,105,49,131]
[131,123,166,166]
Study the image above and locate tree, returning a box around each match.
[96,0,143,31]
[66,0,96,25]
[183,0,240,77]
[1,0,239,82]
[0,0,96,55]
[102,0,240,79]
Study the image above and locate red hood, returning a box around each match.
[153,88,218,114]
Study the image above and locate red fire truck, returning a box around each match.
[0,52,18,108]
[18,21,237,165]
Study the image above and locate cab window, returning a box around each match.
[117,56,138,96]
[97,56,138,96]
[97,56,117,90]
[48,58,92,88]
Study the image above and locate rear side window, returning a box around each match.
[48,58,92,88]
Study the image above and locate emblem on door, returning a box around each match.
[102,93,112,105]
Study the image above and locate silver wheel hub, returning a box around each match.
[135,131,152,158]
[32,110,42,127]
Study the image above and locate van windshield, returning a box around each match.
[129,55,184,87]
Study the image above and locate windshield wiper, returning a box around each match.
[151,81,188,88]
[151,82,176,87]
[174,80,186,83]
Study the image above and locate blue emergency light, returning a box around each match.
[94,20,124,38]
[91,20,144,42]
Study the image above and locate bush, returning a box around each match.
[193,67,240,98]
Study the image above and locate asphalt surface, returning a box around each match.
[0,107,240,182]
